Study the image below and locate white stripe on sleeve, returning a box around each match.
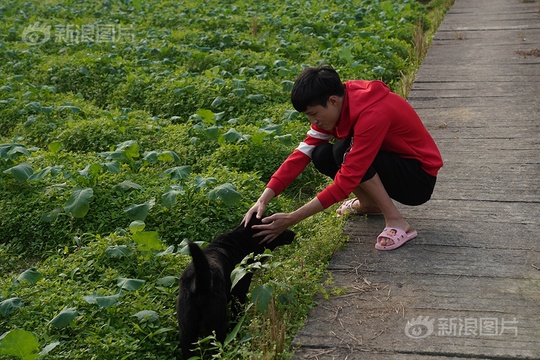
[296,142,316,157]
[307,129,333,140]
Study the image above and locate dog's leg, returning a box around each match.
[230,273,253,324]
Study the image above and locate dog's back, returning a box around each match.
[177,215,295,358]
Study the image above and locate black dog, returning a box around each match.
[176,214,295,358]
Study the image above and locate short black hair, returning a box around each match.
[290,65,345,112]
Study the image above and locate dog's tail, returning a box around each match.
[188,242,211,293]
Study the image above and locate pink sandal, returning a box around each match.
[375,227,417,251]
[336,198,382,217]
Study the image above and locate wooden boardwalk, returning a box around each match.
[292,0,540,358]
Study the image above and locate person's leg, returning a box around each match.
[312,143,340,178]
[325,139,385,215]
[357,152,436,246]
[356,173,411,247]
[371,152,436,206]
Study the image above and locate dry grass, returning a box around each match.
[516,49,540,57]
[397,0,456,97]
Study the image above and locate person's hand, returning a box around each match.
[242,202,266,227]
[252,212,295,244]
[243,188,276,227]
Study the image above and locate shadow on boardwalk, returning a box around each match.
[292,0,540,358]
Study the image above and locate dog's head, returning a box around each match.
[242,213,295,250]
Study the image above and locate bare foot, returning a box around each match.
[377,219,412,247]
[336,198,382,216]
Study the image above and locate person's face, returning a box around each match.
[303,95,342,131]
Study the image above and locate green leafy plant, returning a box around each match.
[0,0,453,358]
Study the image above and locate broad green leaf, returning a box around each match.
[142,151,159,163]
[100,141,140,162]
[83,293,120,308]
[96,294,120,308]
[115,180,143,191]
[259,124,282,135]
[204,125,220,140]
[164,165,191,181]
[173,85,195,95]
[214,111,225,123]
[116,140,140,160]
[178,240,205,255]
[157,150,181,163]
[193,176,216,191]
[5,144,30,159]
[277,289,295,305]
[129,220,146,234]
[275,134,293,145]
[221,128,244,143]
[0,329,39,360]
[64,187,94,218]
[161,186,184,209]
[157,245,175,257]
[132,231,162,251]
[104,245,133,258]
[117,278,145,291]
[78,163,101,178]
[156,276,178,287]
[25,101,42,112]
[283,109,300,121]
[3,162,33,182]
[251,132,268,146]
[230,267,249,290]
[27,165,63,181]
[211,96,224,108]
[49,307,78,328]
[56,105,82,113]
[247,94,264,104]
[207,183,242,206]
[16,268,42,285]
[124,198,155,221]
[338,46,354,64]
[233,88,246,96]
[251,284,274,314]
[48,141,63,154]
[102,161,120,174]
[39,342,60,357]
[196,109,215,125]
[133,310,158,323]
[281,80,294,91]
[0,298,23,316]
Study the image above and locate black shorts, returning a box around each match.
[311,138,436,206]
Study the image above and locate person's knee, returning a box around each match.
[312,144,337,178]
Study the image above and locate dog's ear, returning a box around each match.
[244,213,263,228]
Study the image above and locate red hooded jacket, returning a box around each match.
[267,80,443,208]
